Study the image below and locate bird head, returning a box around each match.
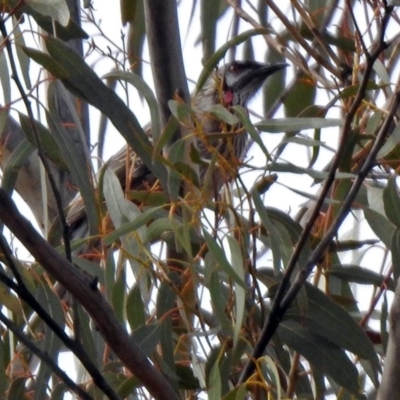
[217,60,288,108]
[191,60,289,191]
[193,60,288,115]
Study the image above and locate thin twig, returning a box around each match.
[0,310,93,400]
[239,3,394,383]
[0,235,122,400]
[0,188,179,400]
[0,19,72,263]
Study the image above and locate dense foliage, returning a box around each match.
[0,0,399,399]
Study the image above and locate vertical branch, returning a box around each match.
[144,0,190,125]
[144,0,193,269]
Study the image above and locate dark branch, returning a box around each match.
[0,188,179,400]
[0,310,93,400]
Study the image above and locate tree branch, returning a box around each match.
[0,188,179,400]
[0,310,93,400]
[239,3,394,383]
[0,234,122,400]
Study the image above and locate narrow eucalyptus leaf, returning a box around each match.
[278,320,360,395]
[127,285,146,331]
[203,230,246,288]
[208,104,239,125]
[256,117,343,133]
[197,29,268,93]
[328,265,394,290]
[390,229,400,282]
[46,90,98,234]
[1,140,34,194]
[383,176,400,229]
[103,70,161,141]
[13,21,31,89]
[0,49,10,105]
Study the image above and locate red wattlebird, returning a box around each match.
[67,61,288,240]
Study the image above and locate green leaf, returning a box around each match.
[222,384,247,400]
[103,168,142,229]
[284,74,316,118]
[208,104,239,125]
[127,190,169,206]
[7,377,27,400]
[208,359,222,400]
[0,336,6,395]
[50,383,68,400]
[77,305,99,370]
[208,270,232,335]
[127,284,146,331]
[0,284,23,316]
[104,250,116,303]
[176,364,201,390]
[203,230,246,289]
[373,59,392,96]
[383,175,400,229]
[103,206,166,245]
[103,168,151,298]
[227,236,245,347]
[18,112,68,171]
[168,100,194,124]
[35,284,64,400]
[22,45,69,79]
[13,21,31,90]
[196,28,269,93]
[0,109,8,136]
[72,257,104,285]
[103,70,161,142]
[233,105,270,158]
[131,323,160,357]
[363,207,395,248]
[258,356,282,398]
[46,84,99,235]
[266,207,311,269]
[167,138,187,200]
[267,161,355,180]
[390,229,400,282]
[301,284,379,368]
[117,376,140,398]
[120,0,136,24]
[339,81,385,99]
[28,37,168,190]
[278,320,360,395]
[381,292,389,354]
[145,217,180,245]
[328,265,394,291]
[251,189,283,273]
[21,4,89,40]
[0,44,11,105]
[112,268,126,323]
[1,139,34,195]
[125,0,145,77]
[256,117,343,133]
[378,122,400,158]
[26,0,70,27]
[156,279,176,378]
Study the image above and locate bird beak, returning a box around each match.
[247,63,289,90]
[232,62,289,102]
[258,62,289,78]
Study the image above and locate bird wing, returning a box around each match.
[66,144,153,230]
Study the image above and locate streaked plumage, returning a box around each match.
[67,61,287,239]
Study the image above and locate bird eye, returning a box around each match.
[228,65,238,73]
